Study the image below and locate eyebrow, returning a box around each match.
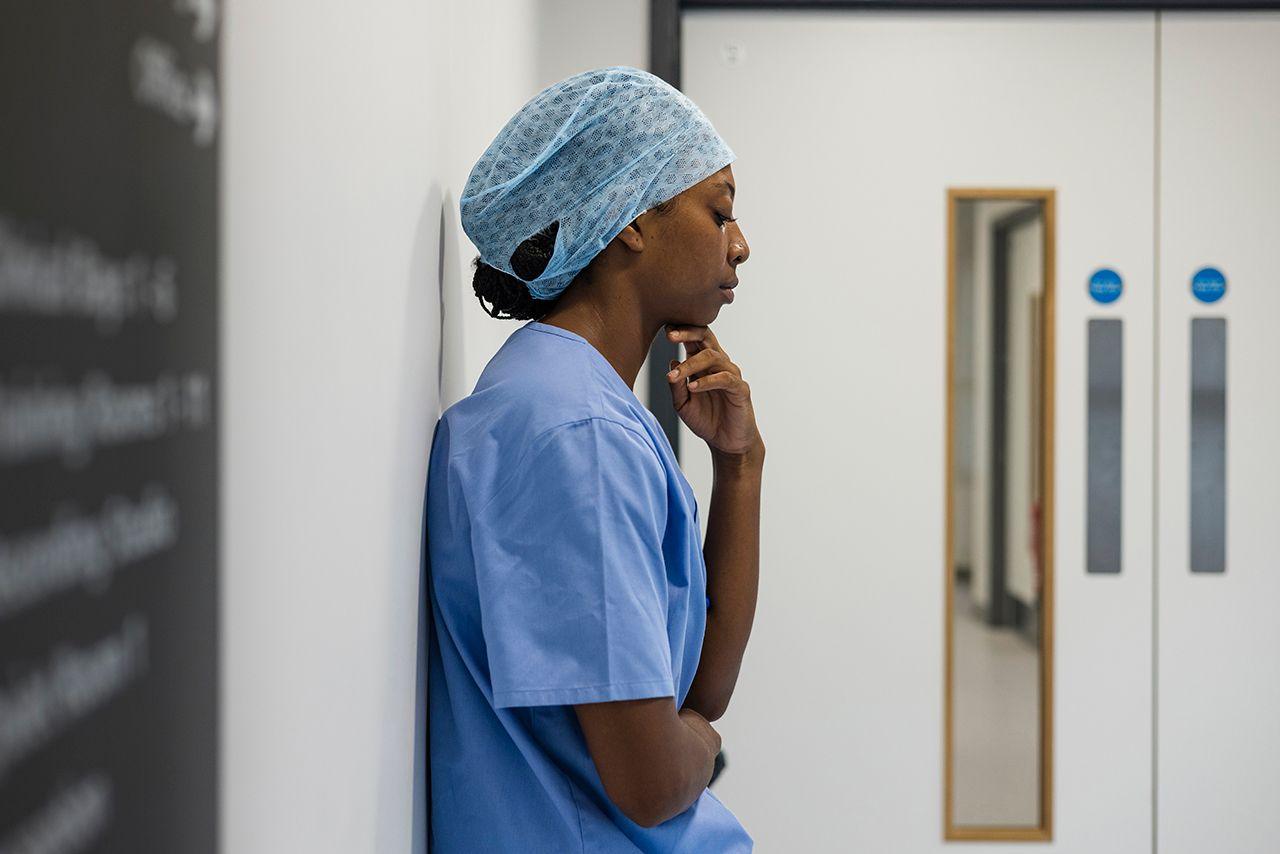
[717,179,735,200]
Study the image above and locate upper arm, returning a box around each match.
[474,418,675,710]
[574,695,683,828]
[472,418,683,821]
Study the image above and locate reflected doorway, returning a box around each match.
[946,189,1056,841]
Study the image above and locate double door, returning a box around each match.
[678,10,1280,852]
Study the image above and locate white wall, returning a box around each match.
[221,1,536,851]
[221,1,649,851]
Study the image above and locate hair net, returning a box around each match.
[460,66,736,301]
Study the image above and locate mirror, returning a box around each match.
[945,189,1055,840]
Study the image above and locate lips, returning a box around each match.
[719,279,738,289]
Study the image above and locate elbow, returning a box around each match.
[612,788,670,829]
[607,767,695,828]
[626,804,666,830]
[630,791,692,829]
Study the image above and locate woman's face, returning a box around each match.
[639,165,749,327]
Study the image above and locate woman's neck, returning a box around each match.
[536,285,659,392]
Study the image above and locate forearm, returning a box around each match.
[682,440,763,722]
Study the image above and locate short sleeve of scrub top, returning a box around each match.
[475,416,675,709]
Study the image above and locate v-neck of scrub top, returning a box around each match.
[522,318,699,524]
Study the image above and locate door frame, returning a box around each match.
[989,204,1045,636]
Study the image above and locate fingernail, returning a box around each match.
[667,369,678,379]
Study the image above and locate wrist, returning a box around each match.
[711,437,765,474]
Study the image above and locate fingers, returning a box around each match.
[686,370,747,394]
[665,324,725,358]
[666,347,740,384]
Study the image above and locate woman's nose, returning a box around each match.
[729,223,749,265]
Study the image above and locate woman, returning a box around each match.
[424,66,761,852]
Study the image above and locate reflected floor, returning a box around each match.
[953,578,1040,827]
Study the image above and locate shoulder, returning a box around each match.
[434,325,670,512]
[477,416,667,521]
[444,324,649,445]
[528,415,663,471]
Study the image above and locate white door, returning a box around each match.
[681,10,1156,852]
[1157,13,1280,854]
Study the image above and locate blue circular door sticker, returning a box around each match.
[1088,267,1123,304]
[1191,266,1226,303]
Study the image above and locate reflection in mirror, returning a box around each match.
[946,191,1054,839]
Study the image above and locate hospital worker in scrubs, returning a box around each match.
[423,66,761,852]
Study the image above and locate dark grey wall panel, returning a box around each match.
[1087,319,1123,574]
[0,2,219,850]
[1189,318,1227,573]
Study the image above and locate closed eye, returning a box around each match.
[716,212,737,227]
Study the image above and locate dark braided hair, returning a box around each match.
[472,197,678,320]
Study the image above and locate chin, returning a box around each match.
[667,305,721,328]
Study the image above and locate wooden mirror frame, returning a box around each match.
[944,187,1056,842]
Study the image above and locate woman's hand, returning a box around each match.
[664,324,763,458]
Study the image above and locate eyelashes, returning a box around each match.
[716,212,738,227]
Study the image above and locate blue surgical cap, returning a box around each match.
[460,66,736,301]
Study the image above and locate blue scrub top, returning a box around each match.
[424,320,753,853]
